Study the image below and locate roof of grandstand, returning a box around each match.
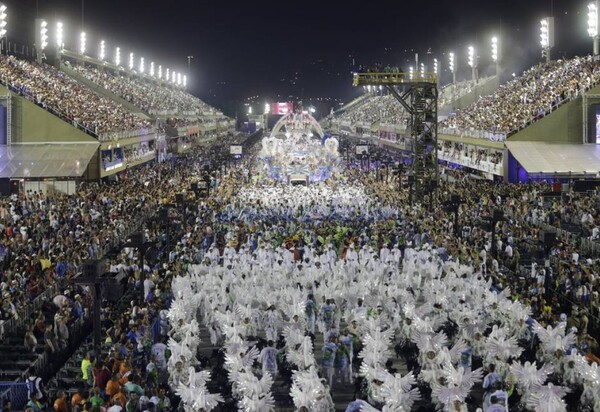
[506,141,600,175]
[0,142,99,178]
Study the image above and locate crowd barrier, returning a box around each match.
[0,383,27,410]
[0,281,63,340]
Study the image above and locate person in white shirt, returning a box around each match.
[143,277,155,301]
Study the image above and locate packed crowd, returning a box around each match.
[71,65,216,117]
[0,178,158,336]
[336,94,408,126]
[11,148,225,412]
[153,145,599,411]
[0,55,152,137]
[5,132,600,411]
[438,141,504,166]
[441,56,600,136]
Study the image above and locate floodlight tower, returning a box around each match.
[409,66,414,80]
[491,36,500,76]
[79,31,86,55]
[588,2,599,56]
[99,40,105,61]
[449,52,456,84]
[115,47,121,66]
[183,75,187,88]
[0,3,6,54]
[150,62,155,77]
[35,19,48,63]
[139,57,145,74]
[129,52,134,71]
[55,22,63,52]
[467,45,477,82]
[540,17,554,63]
[420,63,425,79]
[158,65,162,80]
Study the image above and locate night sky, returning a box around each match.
[1,0,594,114]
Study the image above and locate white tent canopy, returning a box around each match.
[505,141,600,176]
[0,142,99,178]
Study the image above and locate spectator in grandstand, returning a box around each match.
[25,367,46,407]
[52,391,68,412]
[0,56,152,138]
[441,56,600,138]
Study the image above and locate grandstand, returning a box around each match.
[1,3,600,412]
[332,55,600,182]
[0,49,234,191]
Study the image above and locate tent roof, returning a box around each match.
[505,141,600,175]
[0,143,99,179]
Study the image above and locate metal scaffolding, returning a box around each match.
[353,72,438,204]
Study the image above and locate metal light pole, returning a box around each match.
[588,2,599,56]
[540,17,555,63]
[0,3,6,55]
[468,46,477,83]
[187,55,194,72]
[491,36,500,76]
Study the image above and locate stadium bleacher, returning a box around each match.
[441,56,600,139]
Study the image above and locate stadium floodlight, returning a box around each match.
[0,3,7,39]
[129,52,134,70]
[467,45,477,82]
[491,37,498,62]
[99,40,105,61]
[115,47,121,66]
[40,21,48,50]
[409,66,414,80]
[433,58,438,75]
[150,62,155,77]
[183,75,187,88]
[448,52,455,73]
[491,36,500,76]
[79,31,86,55]
[420,62,425,78]
[248,106,252,115]
[35,19,48,63]
[589,2,599,55]
[172,70,176,83]
[264,103,270,114]
[55,22,63,50]
[158,65,162,79]
[166,68,170,82]
[467,46,475,68]
[139,57,145,73]
[177,72,182,85]
[540,17,554,62]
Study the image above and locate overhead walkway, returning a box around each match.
[353,72,437,87]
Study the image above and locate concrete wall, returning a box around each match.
[508,96,582,143]
[2,85,96,143]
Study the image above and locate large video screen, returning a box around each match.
[271,102,293,115]
[596,105,600,144]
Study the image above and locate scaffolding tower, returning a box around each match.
[353,72,438,204]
